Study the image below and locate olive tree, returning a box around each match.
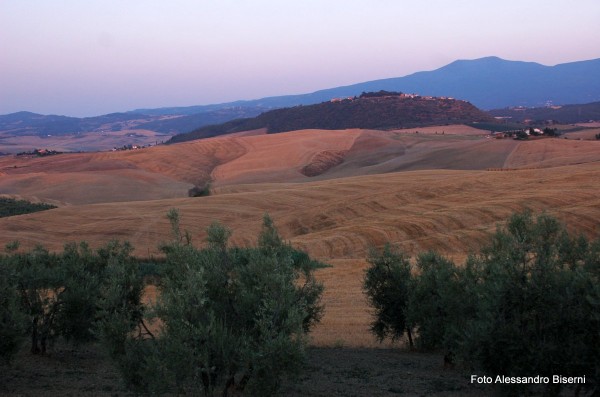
[462,212,600,395]
[363,244,414,347]
[0,250,27,363]
[363,211,600,395]
[406,251,476,366]
[101,211,325,396]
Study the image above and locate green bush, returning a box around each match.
[188,182,211,197]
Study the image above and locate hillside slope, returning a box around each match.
[1,131,599,346]
[169,92,491,143]
[3,127,599,205]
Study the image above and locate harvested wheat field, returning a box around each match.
[2,129,600,348]
[1,127,599,396]
[0,129,173,154]
[0,125,523,205]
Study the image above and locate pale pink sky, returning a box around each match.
[1,0,599,116]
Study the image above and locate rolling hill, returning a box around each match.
[1,129,599,345]
[169,92,492,143]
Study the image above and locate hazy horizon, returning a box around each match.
[2,0,599,117]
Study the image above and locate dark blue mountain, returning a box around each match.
[136,56,600,114]
[251,56,600,110]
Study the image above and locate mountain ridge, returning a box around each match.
[2,56,599,138]
[134,56,600,115]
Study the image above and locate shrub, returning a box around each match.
[543,127,559,136]
[188,182,211,197]
[515,130,529,140]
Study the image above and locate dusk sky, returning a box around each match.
[2,0,599,117]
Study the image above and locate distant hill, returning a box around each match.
[488,102,600,124]
[130,103,273,117]
[0,111,153,136]
[0,111,85,135]
[136,106,268,134]
[0,107,267,137]
[140,56,600,116]
[168,92,491,144]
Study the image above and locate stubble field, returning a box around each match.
[1,125,599,395]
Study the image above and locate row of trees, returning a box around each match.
[0,211,325,396]
[364,211,600,396]
[0,197,57,218]
[3,209,598,395]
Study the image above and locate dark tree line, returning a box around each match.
[0,198,57,218]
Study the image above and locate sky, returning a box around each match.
[1,0,599,117]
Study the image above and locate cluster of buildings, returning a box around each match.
[329,93,459,103]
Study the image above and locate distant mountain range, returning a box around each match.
[0,107,267,137]
[0,111,147,136]
[136,56,600,115]
[2,56,599,138]
[168,91,491,144]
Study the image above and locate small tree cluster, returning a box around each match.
[0,197,57,218]
[543,127,559,137]
[364,211,600,396]
[99,211,325,396]
[188,181,211,197]
[515,130,529,140]
[0,240,136,362]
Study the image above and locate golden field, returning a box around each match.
[1,125,599,347]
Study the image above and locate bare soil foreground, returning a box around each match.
[1,342,584,396]
[1,125,599,395]
[1,342,495,397]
